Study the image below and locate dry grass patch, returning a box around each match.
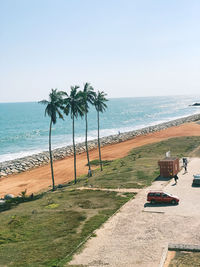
[169,251,200,267]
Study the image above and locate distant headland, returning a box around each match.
[190,103,200,106]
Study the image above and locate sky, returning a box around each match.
[1,0,200,102]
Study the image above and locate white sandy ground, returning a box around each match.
[68,158,200,267]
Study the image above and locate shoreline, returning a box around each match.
[1,121,200,196]
[1,113,200,178]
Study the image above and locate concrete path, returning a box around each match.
[69,158,200,267]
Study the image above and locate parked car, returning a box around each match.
[193,174,200,185]
[147,191,179,205]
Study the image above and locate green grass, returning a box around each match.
[0,190,135,266]
[76,136,200,189]
[1,136,200,266]
[87,159,113,166]
[169,251,200,267]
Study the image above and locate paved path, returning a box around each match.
[69,158,200,267]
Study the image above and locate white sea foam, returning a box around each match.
[1,111,200,163]
[0,149,44,163]
[1,96,200,163]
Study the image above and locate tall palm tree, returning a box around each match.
[39,89,64,191]
[94,91,108,171]
[62,86,84,184]
[81,83,96,176]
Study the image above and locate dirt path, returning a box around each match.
[1,122,200,197]
[69,158,200,267]
[77,187,141,193]
[164,251,176,267]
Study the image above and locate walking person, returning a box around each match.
[184,158,188,173]
[174,174,178,184]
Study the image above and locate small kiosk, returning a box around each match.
[158,156,179,178]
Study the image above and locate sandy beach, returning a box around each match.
[1,121,200,197]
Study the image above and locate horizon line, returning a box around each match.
[1,93,200,104]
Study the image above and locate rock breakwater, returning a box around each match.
[1,113,200,177]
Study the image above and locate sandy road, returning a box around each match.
[69,158,200,267]
[1,122,200,197]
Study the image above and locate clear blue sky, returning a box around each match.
[1,0,200,102]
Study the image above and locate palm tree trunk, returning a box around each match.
[72,114,77,183]
[85,112,92,176]
[49,119,55,190]
[97,110,103,171]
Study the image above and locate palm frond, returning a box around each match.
[94,90,108,113]
[39,100,49,105]
[39,89,64,123]
[57,109,64,120]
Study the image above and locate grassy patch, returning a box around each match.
[77,137,200,189]
[0,189,135,266]
[1,136,200,266]
[169,251,200,267]
[87,159,113,166]
[0,193,44,213]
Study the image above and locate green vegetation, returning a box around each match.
[0,189,134,266]
[81,83,96,176]
[0,193,44,213]
[62,86,85,184]
[1,136,200,265]
[169,251,200,267]
[93,91,108,171]
[87,159,113,166]
[40,84,108,185]
[78,136,200,189]
[39,89,64,191]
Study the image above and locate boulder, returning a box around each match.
[4,194,15,200]
[0,172,7,177]
[0,200,6,205]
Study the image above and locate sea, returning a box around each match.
[1,95,200,163]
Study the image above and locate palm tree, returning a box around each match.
[81,83,96,176]
[39,89,64,191]
[62,86,84,184]
[94,91,108,171]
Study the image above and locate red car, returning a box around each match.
[147,191,179,205]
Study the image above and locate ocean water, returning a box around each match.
[0,95,200,163]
